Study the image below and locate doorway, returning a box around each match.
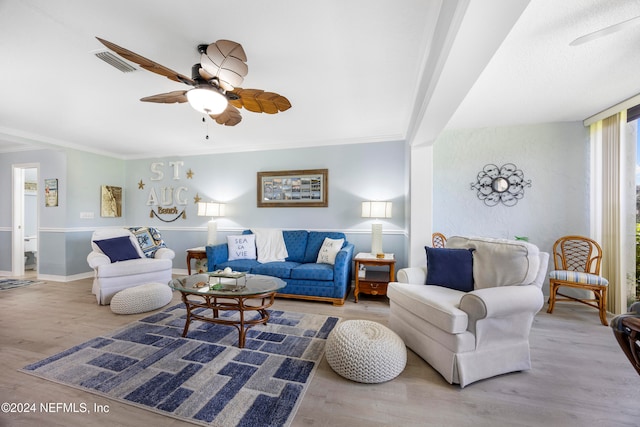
[12,164,39,279]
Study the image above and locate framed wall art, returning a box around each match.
[101,185,123,217]
[257,169,328,207]
[44,178,58,207]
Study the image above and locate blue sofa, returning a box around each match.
[206,230,354,305]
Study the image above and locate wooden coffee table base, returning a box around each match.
[177,291,277,348]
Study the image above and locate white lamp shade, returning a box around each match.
[186,87,227,115]
[361,201,391,255]
[361,201,392,219]
[197,202,225,217]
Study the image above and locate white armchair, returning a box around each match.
[387,236,549,387]
[87,228,175,305]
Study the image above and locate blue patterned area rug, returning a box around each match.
[0,279,43,290]
[21,304,339,427]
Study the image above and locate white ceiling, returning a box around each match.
[1,0,640,159]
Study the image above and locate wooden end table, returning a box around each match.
[186,247,207,275]
[354,252,395,302]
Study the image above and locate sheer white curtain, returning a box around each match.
[589,111,636,314]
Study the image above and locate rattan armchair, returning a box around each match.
[431,232,447,248]
[547,235,609,326]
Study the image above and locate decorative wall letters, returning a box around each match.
[140,161,193,222]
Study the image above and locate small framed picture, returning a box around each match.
[44,178,58,207]
[101,185,122,217]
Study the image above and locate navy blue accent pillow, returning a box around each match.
[95,236,141,263]
[425,246,474,292]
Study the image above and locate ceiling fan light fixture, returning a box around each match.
[186,87,227,115]
[95,37,289,127]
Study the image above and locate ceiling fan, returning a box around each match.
[96,37,291,126]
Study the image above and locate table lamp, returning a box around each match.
[197,202,225,245]
[361,201,392,257]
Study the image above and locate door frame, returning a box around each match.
[12,163,39,277]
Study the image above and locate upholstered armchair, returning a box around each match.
[388,236,549,387]
[87,227,175,305]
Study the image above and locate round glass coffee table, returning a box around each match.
[169,273,286,348]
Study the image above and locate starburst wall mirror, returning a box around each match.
[470,163,531,207]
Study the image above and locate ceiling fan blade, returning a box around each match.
[229,88,291,114]
[199,67,215,81]
[200,40,249,91]
[140,90,188,103]
[209,104,242,126]
[570,15,640,46]
[96,37,195,85]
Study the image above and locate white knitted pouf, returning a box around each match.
[325,319,406,383]
[110,282,173,315]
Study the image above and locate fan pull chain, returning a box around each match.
[202,116,210,140]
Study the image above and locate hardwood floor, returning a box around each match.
[0,277,638,427]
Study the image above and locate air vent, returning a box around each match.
[94,50,136,73]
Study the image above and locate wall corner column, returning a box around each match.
[409,144,433,267]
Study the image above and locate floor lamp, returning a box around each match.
[361,201,392,257]
[197,202,225,245]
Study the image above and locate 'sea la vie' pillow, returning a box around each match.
[227,234,257,261]
[317,237,345,265]
[425,246,474,292]
[94,236,141,263]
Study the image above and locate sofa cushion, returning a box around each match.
[549,270,609,286]
[128,227,166,258]
[91,228,144,258]
[283,230,309,263]
[94,236,141,263]
[251,261,300,279]
[425,247,474,292]
[317,237,345,265]
[215,259,261,272]
[446,236,541,289]
[304,231,346,263]
[291,263,335,281]
[227,234,257,261]
[387,282,468,334]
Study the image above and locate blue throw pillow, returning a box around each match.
[95,236,141,263]
[425,246,474,292]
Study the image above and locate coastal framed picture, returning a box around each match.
[101,185,122,217]
[257,169,328,207]
[44,178,58,207]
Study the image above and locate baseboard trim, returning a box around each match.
[38,272,94,283]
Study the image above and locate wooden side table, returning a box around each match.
[354,252,395,302]
[186,247,207,275]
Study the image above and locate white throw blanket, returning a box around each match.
[251,228,289,263]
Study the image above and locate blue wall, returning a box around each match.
[0,140,409,278]
[1,122,592,282]
[0,148,67,275]
[125,141,409,270]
